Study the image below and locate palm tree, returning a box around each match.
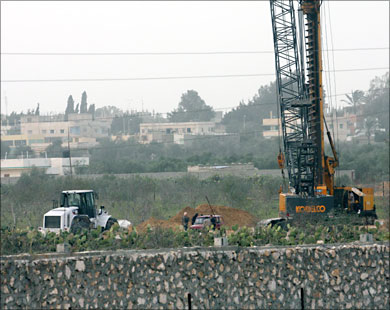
[341,90,365,115]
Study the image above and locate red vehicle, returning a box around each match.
[190,215,224,230]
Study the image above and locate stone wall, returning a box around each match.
[1,243,389,309]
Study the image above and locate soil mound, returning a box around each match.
[196,204,258,227]
[137,204,258,231]
[136,217,179,233]
[169,204,258,227]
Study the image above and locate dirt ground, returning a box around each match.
[136,204,258,232]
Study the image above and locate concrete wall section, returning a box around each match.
[1,243,389,309]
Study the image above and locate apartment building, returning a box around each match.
[262,111,353,142]
[262,117,281,138]
[139,121,224,144]
[20,113,111,140]
[325,115,350,142]
[1,113,112,153]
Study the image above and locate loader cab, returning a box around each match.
[60,190,97,218]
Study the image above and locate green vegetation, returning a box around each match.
[2,163,388,232]
[80,137,389,185]
[222,81,277,134]
[2,221,388,256]
[0,168,281,229]
[336,142,389,183]
[374,197,390,220]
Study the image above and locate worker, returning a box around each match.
[349,192,355,211]
[191,213,198,225]
[182,212,189,231]
[210,215,217,230]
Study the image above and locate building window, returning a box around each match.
[50,129,55,134]
[42,130,47,134]
[27,118,32,123]
[28,130,33,134]
[60,129,65,134]
[4,174,10,178]
[187,128,191,133]
[70,126,80,135]
[74,138,79,142]
[339,124,344,129]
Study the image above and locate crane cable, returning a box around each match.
[276,81,287,191]
[326,1,341,183]
[322,0,337,158]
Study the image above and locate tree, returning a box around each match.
[95,105,122,118]
[88,104,95,119]
[74,103,79,113]
[1,141,11,158]
[168,90,215,122]
[80,91,88,113]
[222,81,277,133]
[110,112,142,135]
[45,140,66,158]
[35,103,40,115]
[364,72,389,131]
[341,90,365,115]
[7,111,22,125]
[65,95,75,115]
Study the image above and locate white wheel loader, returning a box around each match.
[38,190,117,235]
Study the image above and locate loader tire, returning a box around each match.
[105,218,118,231]
[71,216,91,234]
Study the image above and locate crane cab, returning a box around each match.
[334,187,377,220]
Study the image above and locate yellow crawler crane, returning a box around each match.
[269,0,376,222]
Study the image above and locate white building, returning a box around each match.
[139,121,225,144]
[262,111,353,142]
[0,157,89,178]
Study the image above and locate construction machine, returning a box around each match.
[39,190,118,234]
[269,0,377,222]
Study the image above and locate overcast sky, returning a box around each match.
[1,1,389,116]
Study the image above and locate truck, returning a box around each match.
[190,215,224,230]
[38,190,118,234]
